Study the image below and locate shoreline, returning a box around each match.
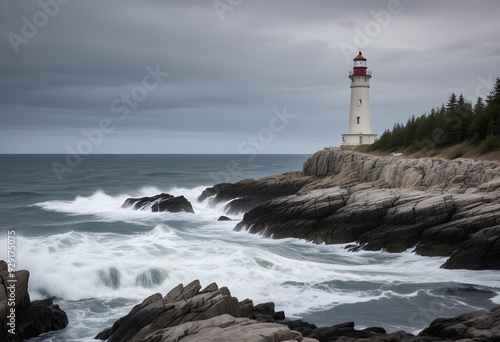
[2,151,500,340]
[94,279,500,342]
[198,148,500,271]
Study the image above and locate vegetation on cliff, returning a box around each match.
[369,77,500,155]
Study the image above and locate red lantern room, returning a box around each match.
[350,51,371,77]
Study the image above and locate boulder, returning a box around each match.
[123,193,194,213]
[0,260,68,341]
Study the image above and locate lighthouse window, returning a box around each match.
[359,136,363,144]
[365,78,367,82]
[357,116,360,124]
[358,99,362,106]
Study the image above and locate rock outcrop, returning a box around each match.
[198,149,500,270]
[302,149,500,192]
[96,280,500,342]
[123,193,195,213]
[418,304,500,341]
[95,280,315,342]
[234,186,500,269]
[198,172,313,214]
[0,260,68,341]
[292,304,500,341]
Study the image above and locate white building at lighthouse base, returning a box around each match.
[341,133,378,146]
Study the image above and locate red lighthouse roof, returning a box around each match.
[354,51,366,61]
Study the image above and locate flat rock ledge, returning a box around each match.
[0,260,68,341]
[199,149,500,270]
[95,280,500,342]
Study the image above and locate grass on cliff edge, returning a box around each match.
[346,142,500,162]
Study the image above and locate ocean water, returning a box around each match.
[0,154,499,341]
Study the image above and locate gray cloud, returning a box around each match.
[1,0,499,153]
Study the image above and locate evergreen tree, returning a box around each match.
[368,78,500,153]
[485,78,500,136]
[469,97,487,141]
[456,94,473,144]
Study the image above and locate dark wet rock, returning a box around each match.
[123,193,194,213]
[286,305,500,341]
[0,260,68,342]
[217,215,232,221]
[441,225,500,270]
[14,298,69,341]
[419,304,500,341]
[364,326,387,334]
[198,172,313,214]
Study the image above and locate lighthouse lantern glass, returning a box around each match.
[354,60,366,67]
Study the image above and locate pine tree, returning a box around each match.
[369,78,500,153]
[485,78,500,136]
[456,94,473,143]
[469,97,486,144]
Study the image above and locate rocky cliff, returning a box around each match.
[0,260,68,341]
[302,148,500,192]
[200,149,500,270]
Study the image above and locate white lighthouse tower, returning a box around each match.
[341,51,378,145]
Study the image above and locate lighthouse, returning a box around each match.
[341,51,378,145]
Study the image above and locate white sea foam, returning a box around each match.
[32,186,235,224]
[8,226,500,318]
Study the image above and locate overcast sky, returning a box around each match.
[1,0,499,154]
